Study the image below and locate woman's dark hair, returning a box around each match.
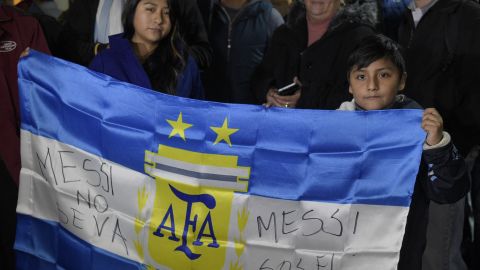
[346,34,406,78]
[123,0,187,94]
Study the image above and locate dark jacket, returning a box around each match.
[203,0,283,103]
[252,0,377,109]
[89,34,204,99]
[398,0,480,156]
[339,95,469,270]
[0,5,50,186]
[59,0,212,69]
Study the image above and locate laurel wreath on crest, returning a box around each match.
[229,207,249,270]
[134,185,151,268]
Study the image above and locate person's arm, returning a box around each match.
[421,108,469,203]
[422,140,469,203]
[449,13,480,154]
[28,16,51,55]
[251,26,292,104]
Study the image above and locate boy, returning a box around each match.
[338,34,469,270]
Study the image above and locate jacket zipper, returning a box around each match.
[219,3,250,62]
[227,23,232,62]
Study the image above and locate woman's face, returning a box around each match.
[304,0,340,22]
[132,0,172,47]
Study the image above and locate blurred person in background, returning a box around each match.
[397,0,480,269]
[201,0,283,103]
[0,2,50,269]
[89,0,204,99]
[59,0,211,69]
[15,0,63,55]
[252,0,377,109]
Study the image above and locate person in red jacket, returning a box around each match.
[0,4,50,269]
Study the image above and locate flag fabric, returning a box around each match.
[15,51,425,270]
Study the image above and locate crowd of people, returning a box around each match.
[1,0,480,269]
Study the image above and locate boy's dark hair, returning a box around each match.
[123,0,188,94]
[346,34,406,78]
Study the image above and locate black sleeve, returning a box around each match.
[421,142,469,204]
[450,12,480,154]
[251,26,294,104]
[57,0,96,66]
[175,0,212,70]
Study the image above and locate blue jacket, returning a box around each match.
[89,34,204,99]
[203,0,283,103]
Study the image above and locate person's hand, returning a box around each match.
[20,47,30,58]
[264,77,302,108]
[422,108,444,146]
[264,88,301,108]
[264,88,282,107]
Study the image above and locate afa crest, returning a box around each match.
[137,144,250,269]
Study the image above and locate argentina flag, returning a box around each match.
[15,51,425,270]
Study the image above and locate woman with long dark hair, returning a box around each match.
[89,0,204,98]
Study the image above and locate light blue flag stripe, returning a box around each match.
[15,214,143,270]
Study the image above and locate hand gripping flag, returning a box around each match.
[15,51,425,270]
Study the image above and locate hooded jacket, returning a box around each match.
[203,0,283,103]
[252,0,378,109]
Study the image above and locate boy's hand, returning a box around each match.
[422,108,444,146]
[20,47,30,58]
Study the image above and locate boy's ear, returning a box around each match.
[398,72,407,92]
[347,72,353,94]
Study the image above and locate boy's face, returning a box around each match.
[348,57,406,110]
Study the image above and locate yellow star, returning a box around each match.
[166,112,192,141]
[210,117,239,147]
